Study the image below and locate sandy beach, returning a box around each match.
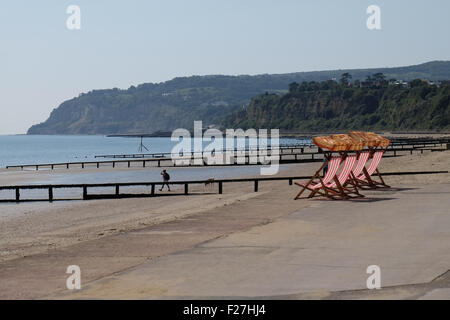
[0,147,449,299]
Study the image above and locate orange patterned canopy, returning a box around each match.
[313,132,390,151]
[349,131,391,148]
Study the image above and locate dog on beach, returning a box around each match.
[204,178,215,190]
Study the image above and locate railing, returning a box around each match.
[0,171,447,203]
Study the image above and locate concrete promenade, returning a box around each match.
[0,181,449,299]
[49,183,450,299]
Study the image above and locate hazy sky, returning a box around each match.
[0,0,449,134]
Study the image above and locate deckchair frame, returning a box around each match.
[345,150,369,188]
[351,148,390,189]
[295,152,364,200]
[294,152,339,199]
[306,152,363,200]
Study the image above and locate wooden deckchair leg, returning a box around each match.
[376,168,385,185]
[372,148,389,188]
[307,190,317,198]
[295,174,317,199]
[345,178,363,197]
[333,176,347,199]
[375,168,390,188]
[307,175,326,199]
[296,164,325,199]
[319,176,330,198]
[294,160,328,200]
[350,172,361,188]
[362,167,377,187]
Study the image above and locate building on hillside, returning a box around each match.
[390,80,409,88]
[422,79,437,86]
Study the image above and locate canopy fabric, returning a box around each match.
[349,131,391,148]
[330,134,365,151]
[313,131,390,151]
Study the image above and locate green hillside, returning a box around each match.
[27,61,450,134]
[224,79,450,132]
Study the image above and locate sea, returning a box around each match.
[0,135,310,168]
[0,135,310,189]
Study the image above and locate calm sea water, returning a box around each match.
[0,135,308,169]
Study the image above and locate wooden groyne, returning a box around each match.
[5,145,321,170]
[5,150,323,171]
[93,137,449,159]
[94,143,315,159]
[0,171,447,203]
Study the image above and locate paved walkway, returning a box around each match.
[53,183,450,299]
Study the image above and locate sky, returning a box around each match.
[0,0,449,134]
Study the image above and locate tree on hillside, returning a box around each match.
[289,82,299,93]
[372,73,386,81]
[365,73,387,87]
[340,73,352,85]
[409,79,426,88]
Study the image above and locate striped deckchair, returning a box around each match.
[345,151,370,188]
[354,150,390,188]
[297,155,363,200]
[294,156,342,200]
[307,154,363,200]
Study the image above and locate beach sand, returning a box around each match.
[0,148,448,299]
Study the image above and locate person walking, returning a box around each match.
[160,169,171,191]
